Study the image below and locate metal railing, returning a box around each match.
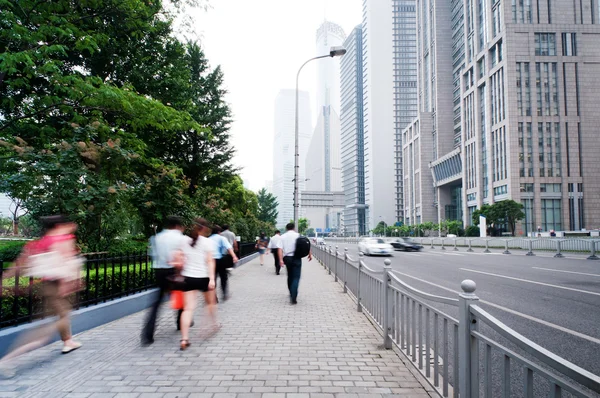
[312,244,600,398]
[0,243,258,329]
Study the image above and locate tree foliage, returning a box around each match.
[256,188,278,225]
[472,200,524,236]
[0,0,265,247]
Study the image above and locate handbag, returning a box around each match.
[171,290,184,310]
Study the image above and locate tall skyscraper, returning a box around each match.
[304,21,346,232]
[362,0,396,230]
[341,26,367,236]
[405,0,600,234]
[273,89,312,229]
[392,0,418,223]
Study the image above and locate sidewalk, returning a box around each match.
[0,257,435,398]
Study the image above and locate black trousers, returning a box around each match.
[215,257,229,296]
[142,268,182,341]
[284,256,302,301]
[272,252,281,274]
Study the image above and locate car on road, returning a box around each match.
[358,238,394,256]
[315,237,325,246]
[390,238,423,252]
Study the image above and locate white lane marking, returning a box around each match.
[391,270,600,345]
[460,268,600,297]
[532,267,600,277]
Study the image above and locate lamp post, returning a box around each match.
[293,46,346,229]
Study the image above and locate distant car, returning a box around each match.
[390,238,423,252]
[316,237,325,245]
[358,238,393,256]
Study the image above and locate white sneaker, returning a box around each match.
[62,341,82,354]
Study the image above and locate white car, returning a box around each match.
[316,237,325,245]
[358,238,394,256]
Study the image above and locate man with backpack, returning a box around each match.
[277,222,312,304]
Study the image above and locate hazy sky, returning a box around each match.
[191,0,362,192]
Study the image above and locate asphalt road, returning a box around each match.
[322,243,600,378]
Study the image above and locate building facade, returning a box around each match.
[406,0,600,235]
[272,89,312,229]
[362,0,397,231]
[304,21,346,232]
[340,26,368,236]
[392,0,419,223]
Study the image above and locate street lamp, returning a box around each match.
[379,216,387,238]
[293,46,347,229]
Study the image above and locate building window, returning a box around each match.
[516,62,531,116]
[526,122,533,177]
[540,183,561,193]
[520,183,534,192]
[492,2,502,38]
[542,199,562,231]
[534,33,556,56]
[536,63,542,116]
[562,33,577,56]
[467,193,477,202]
[522,198,534,236]
[518,123,525,177]
[494,185,508,196]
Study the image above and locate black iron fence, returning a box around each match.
[0,243,258,329]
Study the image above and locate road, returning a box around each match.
[322,242,600,377]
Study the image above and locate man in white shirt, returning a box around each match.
[142,216,188,345]
[277,223,312,304]
[267,230,282,275]
[220,225,238,261]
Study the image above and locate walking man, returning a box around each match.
[210,225,238,301]
[221,225,238,261]
[267,230,282,275]
[277,223,312,304]
[142,216,188,345]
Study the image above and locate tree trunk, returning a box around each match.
[12,219,19,235]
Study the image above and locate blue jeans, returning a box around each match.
[284,256,302,301]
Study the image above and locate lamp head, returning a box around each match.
[329,46,347,57]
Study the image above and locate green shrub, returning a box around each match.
[105,238,149,255]
[465,225,480,237]
[0,241,27,262]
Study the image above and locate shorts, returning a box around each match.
[258,248,266,254]
[183,277,210,292]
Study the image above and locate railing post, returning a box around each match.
[454,239,459,251]
[343,248,348,293]
[357,253,363,312]
[554,240,564,258]
[526,239,535,256]
[459,280,480,398]
[587,240,599,260]
[484,239,491,253]
[430,238,435,249]
[467,239,473,252]
[334,246,339,282]
[383,259,393,349]
[441,239,446,251]
[328,246,332,275]
[503,240,511,255]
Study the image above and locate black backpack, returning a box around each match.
[294,236,311,258]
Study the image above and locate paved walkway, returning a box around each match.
[0,257,435,398]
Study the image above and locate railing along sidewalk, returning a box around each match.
[311,245,600,398]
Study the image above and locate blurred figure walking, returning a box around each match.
[0,215,83,378]
[142,216,188,345]
[179,218,219,350]
[267,230,282,275]
[256,232,269,266]
[220,225,238,260]
[210,226,238,301]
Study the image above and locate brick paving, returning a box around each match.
[0,257,435,398]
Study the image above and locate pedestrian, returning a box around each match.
[256,232,269,266]
[267,230,282,275]
[142,215,189,345]
[220,225,238,259]
[179,218,219,350]
[277,223,312,304]
[0,215,83,378]
[210,225,238,301]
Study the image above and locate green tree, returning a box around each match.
[472,204,495,226]
[290,218,309,235]
[256,188,278,225]
[490,200,525,236]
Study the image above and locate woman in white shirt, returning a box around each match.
[178,218,217,350]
